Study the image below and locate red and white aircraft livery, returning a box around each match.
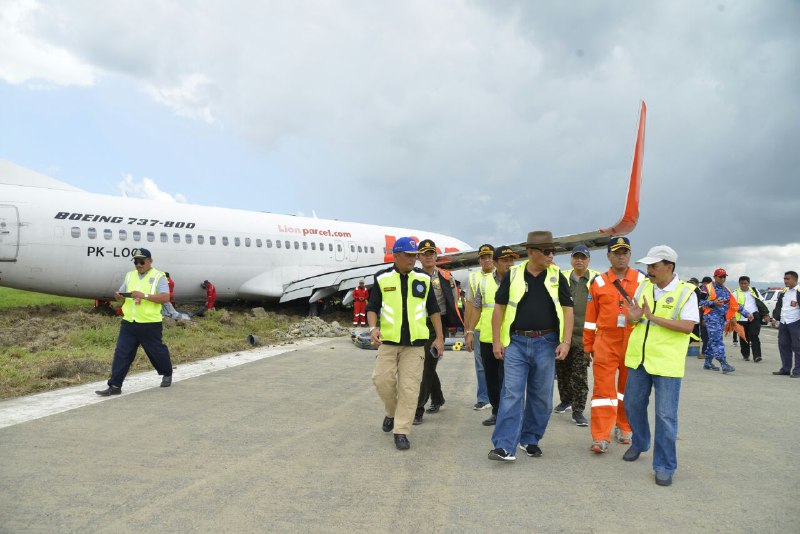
[0,103,646,305]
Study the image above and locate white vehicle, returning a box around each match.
[760,287,784,322]
[0,103,646,304]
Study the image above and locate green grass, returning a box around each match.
[0,287,92,309]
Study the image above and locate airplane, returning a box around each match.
[0,102,646,305]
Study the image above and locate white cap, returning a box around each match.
[636,245,678,265]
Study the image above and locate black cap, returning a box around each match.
[571,245,591,258]
[418,239,437,253]
[688,277,699,284]
[132,248,152,260]
[608,236,631,252]
[477,244,495,257]
[493,246,520,261]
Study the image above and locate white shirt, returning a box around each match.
[740,290,757,315]
[653,274,700,323]
[781,287,800,324]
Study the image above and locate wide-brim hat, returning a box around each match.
[524,230,558,248]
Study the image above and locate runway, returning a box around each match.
[1,329,797,533]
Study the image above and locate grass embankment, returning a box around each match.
[0,288,331,399]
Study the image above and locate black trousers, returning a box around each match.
[417,339,444,415]
[778,320,800,374]
[700,323,709,354]
[738,314,762,360]
[480,342,504,416]
[109,321,173,387]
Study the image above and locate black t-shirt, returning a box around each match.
[366,267,440,346]
[494,267,573,331]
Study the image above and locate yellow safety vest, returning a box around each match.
[562,268,600,290]
[733,288,763,321]
[478,273,500,343]
[377,269,431,344]
[499,262,565,346]
[121,268,165,323]
[625,279,695,378]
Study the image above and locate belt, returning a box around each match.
[512,328,556,338]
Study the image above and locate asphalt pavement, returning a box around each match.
[1,329,797,533]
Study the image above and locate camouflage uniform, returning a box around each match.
[556,269,593,415]
[700,283,735,372]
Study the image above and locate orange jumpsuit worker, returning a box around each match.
[583,236,646,453]
[353,280,369,326]
[201,280,217,311]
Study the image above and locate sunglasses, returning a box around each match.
[133,259,147,265]
[529,247,556,256]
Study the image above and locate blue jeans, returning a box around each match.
[492,332,557,452]
[624,365,682,475]
[473,329,489,404]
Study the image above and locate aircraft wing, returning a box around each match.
[279,101,646,303]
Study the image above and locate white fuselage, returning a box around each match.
[0,182,470,301]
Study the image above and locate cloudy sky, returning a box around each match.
[1,0,798,284]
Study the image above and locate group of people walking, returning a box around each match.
[369,231,706,487]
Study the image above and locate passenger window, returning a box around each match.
[119,229,127,241]
[303,242,308,250]
[173,233,180,243]
[245,237,251,247]
[161,232,168,243]
[87,227,97,239]
[370,246,375,253]
[276,240,282,249]
[266,239,273,248]
[147,232,155,242]
[329,244,333,252]
[185,234,192,244]
[210,236,216,245]
[198,235,205,245]
[311,242,316,251]
[71,227,81,238]
[223,237,229,246]
[132,230,141,241]
[285,240,290,249]
[235,237,241,247]
[350,245,355,253]
[256,239,262,248]
[320,242,324,251]
[337,244,342,252]
[294,241,299,250]
[104,229,112,240]
[358,246,362,253]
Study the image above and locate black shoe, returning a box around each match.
[554,402,572,414]
[382,416,394,433]
[792,374,800,378]
[572,412,589,426]
[655,471,673,486]
[773,371,790,375]
[519,443,542,457]
[743,358,750,362]
[394,434,410,450]
[623,446,641,462]
[413,414,423,425]
[426,403,442,414]
[754,357,762,363]
[482,414,496,426]
[160,375,172,387]
[95,386,121,397]
[488,448,515,461]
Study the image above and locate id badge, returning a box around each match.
[617,313,626,328]
[791,300,798,308]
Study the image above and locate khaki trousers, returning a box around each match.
[372,344,425,435]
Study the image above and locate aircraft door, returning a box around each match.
[0,205,19,261]
[334,240,345,261]
[347,241,357,262]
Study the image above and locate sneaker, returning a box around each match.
[473,401,490,411]
[554,402,572,414]
[655,471,673,486]
[703,361,720,371]
[518,443,542,457]
[160,375,172,387]
[615,428,632,444]
[721,362,736,374]
[413,414,423,425]
[733,341,738,346]
[95,386,121,397]
[382,416,394,433]
[754,357,762,363]
[743,357,750,362]
[623,446,641,462]
[572,412,589,426]
[481,414,497,426]
[426,402,443,413]
[488,448,516,461]
[394,434,410,450]
[591,440,609,453]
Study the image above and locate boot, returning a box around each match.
[703,358,720,371]
[720,360,736,374]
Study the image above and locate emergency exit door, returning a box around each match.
[0,205,19,261]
